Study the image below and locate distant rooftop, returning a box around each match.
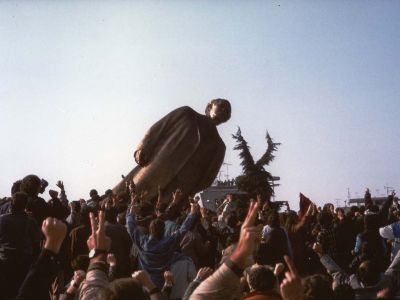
[348,196,398,206]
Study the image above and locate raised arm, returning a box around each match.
[313,242,350,286]
[191,200,262,299]
[56,180,69,207]
[126,209,147,246]
[16,218,67,300]
[79,211,111,300]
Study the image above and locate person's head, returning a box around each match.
[70,200,81,213]
[11,180,22,195]
[363,214,380,232]
[156,202,168,215]
[39,178,48,194]
[303,274,334,300]
[116,191,129,204]
[137,201,155,218]
[89,189,98,199]
[336,208,345,220]
[98,278,147,300]
[357,260,381,287]
[247,265,277,293]
[367,205,379,213]
[333,284,355,300]
[11,192,28,213]
[49,189,59,199]
[226,214,238,229]
[105,206,118,223]
[80,206,94,226]
[149,218,165,239]
[267,210,280,229]
[285,210,299,231]
[205,98,231,125]
[226,193,234,202]
[317,211,333,229]
[20,175,41,197]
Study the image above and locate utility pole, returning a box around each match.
[222,162,232,181]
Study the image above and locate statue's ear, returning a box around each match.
[205,102,212,115]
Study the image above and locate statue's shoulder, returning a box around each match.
[175,105,196,113]
[169,106,199,118]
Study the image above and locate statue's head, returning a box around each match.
[205,98,231,125]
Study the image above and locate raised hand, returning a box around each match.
[42,217,67,254]
[164,271,174,285]
[56,180,64,191]
[280,255,304,300]
[172,188,183,204]
[312,242,324,257]
[87,210,111,253]
[274,263,285,276]
[190,202,200,214]
[230,200,262,268]
[132,270,156,291]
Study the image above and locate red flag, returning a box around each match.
[299,193,312,219]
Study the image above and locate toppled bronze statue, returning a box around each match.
[113,99,231,204]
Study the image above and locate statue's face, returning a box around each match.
[208,102,231,125]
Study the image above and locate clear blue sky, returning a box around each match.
[1,1,399,208]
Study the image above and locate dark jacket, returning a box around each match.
[105,221,133,278]
[0,212,41,262]
[16,249,61,300]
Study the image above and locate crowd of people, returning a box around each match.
[0,174,400,300]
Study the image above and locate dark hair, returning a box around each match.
[49,189,58,199]
[157,202,169,214]
[267,210,280,229]
[317,211,333,229]
[363,214,380,232]
[248,266,277,292]
[80,206,94,226]
[11,192,28,212]
[39,178,48,194]
[205,98,231,124]
[71,200,81,212]
[357,260,381,287]
[284,210,299,232]
[116,191,129,204]
[226,214,238,228]
[11,180,22,195]
[105,207,118,223]
[303,274,333,300]
[90,189,98,197]
[98,278,147,300]
[336,208,344,214]
[149,218,165,239]
[20,175,41,197]
[333,284,355,300]
[137,201,154,218]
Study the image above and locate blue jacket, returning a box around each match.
[127,212,196,288]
